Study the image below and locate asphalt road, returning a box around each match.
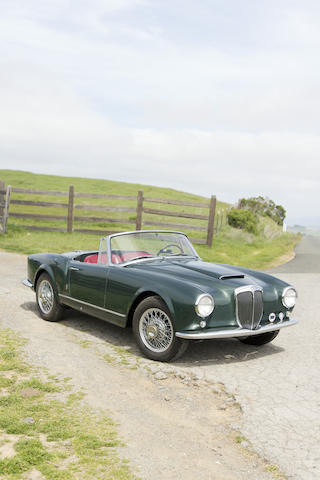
[268,234,320,273]
[179,234,320,480]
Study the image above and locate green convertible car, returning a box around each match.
[23,230,297,361]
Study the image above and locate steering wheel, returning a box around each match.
[157,243,184,256]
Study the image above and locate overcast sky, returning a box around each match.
[0,0,319,225]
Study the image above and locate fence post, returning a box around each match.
[67,185,74,233]
[136,190,143,230]
[0,181,5,232]
[2,186,11,234]
[206,195,216,247]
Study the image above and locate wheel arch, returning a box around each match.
[34,266,58,293]
[126,290,173,328]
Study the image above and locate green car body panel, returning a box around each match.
[25,234,297,337]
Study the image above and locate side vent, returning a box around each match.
[219,275,245,280]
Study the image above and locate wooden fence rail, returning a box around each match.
[0,181,217,246]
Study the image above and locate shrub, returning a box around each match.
[227,209,258,234]
[238,196,286,226]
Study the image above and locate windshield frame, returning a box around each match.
[104,230,200,266]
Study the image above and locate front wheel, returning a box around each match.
[238,330,279,346]
[132,296,188,362]
[36,273,65,322]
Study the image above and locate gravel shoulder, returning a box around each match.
[0,251,278,480]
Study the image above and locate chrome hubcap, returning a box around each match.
[146,325,158,339]
[139,308,174,353]
[38,280,54,314]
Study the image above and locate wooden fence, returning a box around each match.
[0,181,217,246]
[0,181,11,234]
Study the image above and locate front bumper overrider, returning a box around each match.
[175,318,297,340]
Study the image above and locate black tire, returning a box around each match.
[132,296,188,362]
[36,273,65,322]
[238,330,279,346]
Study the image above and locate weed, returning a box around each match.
[235,435,247,444]
[78,340,92,349]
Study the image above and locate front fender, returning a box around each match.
[34,265,59,295]
[127,278,206,331]
[129,286,176,320]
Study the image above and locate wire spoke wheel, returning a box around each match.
[38,280,54,314]
[139,308,174,353]
[133,296,188,361]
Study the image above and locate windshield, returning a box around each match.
[109,231,198,265]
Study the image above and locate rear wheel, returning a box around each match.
[132,296,188,362]
[238,330,279,346]
[36,273,64,322]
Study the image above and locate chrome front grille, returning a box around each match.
[234,285,263,330]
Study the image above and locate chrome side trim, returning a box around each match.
[22,279,33,288]
[58,294,126,318]
[175,318,297,339]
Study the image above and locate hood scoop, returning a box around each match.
[219,274,245,280]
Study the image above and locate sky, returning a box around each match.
[0,0,319,226]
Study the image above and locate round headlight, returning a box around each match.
[282,287,297,309]
[195,294,214,318]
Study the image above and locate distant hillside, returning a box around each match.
[0,169,227,206]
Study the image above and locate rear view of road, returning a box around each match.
[181,234,320,479]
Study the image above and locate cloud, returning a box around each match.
[0,0,319,225]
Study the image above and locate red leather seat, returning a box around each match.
[111,254,122,264]
[83,253,121,264]
[84,254,99,263]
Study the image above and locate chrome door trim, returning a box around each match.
[59,294,126,318]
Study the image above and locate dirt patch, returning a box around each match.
[20,387,41,398]
[23,468,45,480]
[0,434,21,459]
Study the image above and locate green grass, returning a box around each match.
[235,435,247,444]
[0,329,137,480]
[0,170,300,269]
[197,223,301,270]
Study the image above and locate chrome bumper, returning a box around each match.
[175,318,297,340]
[22,279,33,289]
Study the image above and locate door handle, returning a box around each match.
[69,266,80,271]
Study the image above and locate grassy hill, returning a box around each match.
[0,170,300,269]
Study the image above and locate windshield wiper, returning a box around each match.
[165,253,197,257]
[126,255,157,262]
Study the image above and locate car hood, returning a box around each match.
[132,258,273,291]
[139,256,290,292]
[169,260,245,280]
